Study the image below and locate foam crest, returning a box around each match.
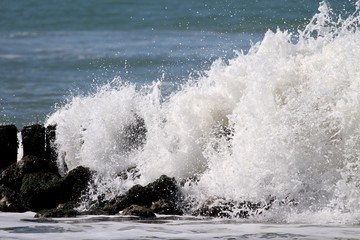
[47,79,148,175]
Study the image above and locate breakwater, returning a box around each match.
[0,123,270,218]
[0,123,183,217]
[0,124,57,171]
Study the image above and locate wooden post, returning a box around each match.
[45,125,57,162]
[21,124,45,158]
[0,125,18,171]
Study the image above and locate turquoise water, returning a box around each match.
[0,0,349,127]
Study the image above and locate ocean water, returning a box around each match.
[1,0,360,239]
[1,0,350,128]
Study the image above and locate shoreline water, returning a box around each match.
[2,212,360,240]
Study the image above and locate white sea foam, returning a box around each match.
[2,213,360,240]
[46,1,360,223]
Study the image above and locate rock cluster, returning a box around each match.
[0,155,92,214]
[0,123,272,219]
[98,174,183,217]
[0,124,93,215]
[0,124,184,218]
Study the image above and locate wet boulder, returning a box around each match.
[122,204,155,218]
[123,184,149,206]
[102,175,182,215]
[0,186,25,212]
[35,207,79,218]
[63,166,93,201]
[150,199,183,215]
[19,155,59,176]
[101,184,147,215]
[0,163,23,192]
[193,198,272,218]
[146,175,179,203]
[22,166,93,214]
[0,155,63,212]
[20,172,65,211]
[0,155,59,192]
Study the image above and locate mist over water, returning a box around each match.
[43,1,360,224]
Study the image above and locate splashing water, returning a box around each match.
[46,1,360,223]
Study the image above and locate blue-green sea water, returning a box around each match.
[0,0,352,127]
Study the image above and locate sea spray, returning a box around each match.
[46,1,360,223]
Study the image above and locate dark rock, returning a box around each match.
[0,186,25,212]
[63,166,93,201]
[150,199,183,215]
[0,155,59,192]
[83,208,110,216]
[146,175,179,204]
[0,163,23,192]
[45,125,57,163]
[99,196,124,215]
[125,184,150,205]
[21,124,45,158]
[35,208,79,218]
[20,172,65,211]
[0,125,18,172]
[101,185,147,215]
[122,204,155,218]
[19,155,59,176]
[193,198,272,218]
[101,175,181,215]
[33,201,83,218]
[57,201,79,211]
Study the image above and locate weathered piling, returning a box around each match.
[21,124,45,158]
[0,125,18,171]
[45,125,57,162]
